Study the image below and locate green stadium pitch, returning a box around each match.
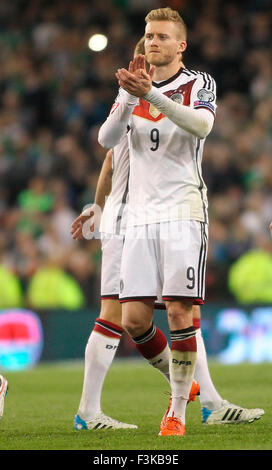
[0,360,270,458]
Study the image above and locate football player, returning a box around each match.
[98,7,264,435]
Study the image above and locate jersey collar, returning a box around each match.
[152,67,185,88]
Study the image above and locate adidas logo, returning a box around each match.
[93,422,113,429]
[221,408,243,422]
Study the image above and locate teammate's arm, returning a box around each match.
[71,150,113,240]
[94,149,113,210]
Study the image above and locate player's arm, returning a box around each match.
[98,88,138,149]
[71,150,113,240]
[98,57,146,149]
[117,67,215,139]
[143,86,214,139]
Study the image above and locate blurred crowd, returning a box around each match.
[0,0,271,309]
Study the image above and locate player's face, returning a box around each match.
[145,21,186,67]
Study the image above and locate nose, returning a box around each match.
[150,35,159,46]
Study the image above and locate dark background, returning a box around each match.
[0,0,271,311]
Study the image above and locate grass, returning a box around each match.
[0,360,271,451]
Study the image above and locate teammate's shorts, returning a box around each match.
[100,234,124,299]
[119,220,208,305]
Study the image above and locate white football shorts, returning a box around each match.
[100,232,164,307]
[119,220,208,305]
[100,234,124,299]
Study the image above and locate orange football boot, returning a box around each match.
[188,379,200,403]
[159,415,186,436]
[160,380,200,430]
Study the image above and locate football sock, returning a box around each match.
[194,322,223,410]
[133,323,171,383]
[168,326,197,423]
[78,318,122,421]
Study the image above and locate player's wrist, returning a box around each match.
[120,88,139,105]
[142,86,157,101]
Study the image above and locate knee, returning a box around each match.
[192,304,201,320]
[167,306,182,324]
[100,299,122,327]
[167,300,193,327]
[122,316,150,339]
[122,301,153,338]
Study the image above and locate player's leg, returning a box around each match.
[159,299,196,436]
[158,220,205,436]
[0,375,8,420]
[120,225,171,383]
[74,235,137,430]
[75,299,137,429]
[120,224,199,431]
[75,299,123,424]
[193,306,264,424]
[193,305,223,411]
[122,301,200,395]
[121,300,171,383]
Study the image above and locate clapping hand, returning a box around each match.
[116,54,155,98]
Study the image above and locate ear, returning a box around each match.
[179,41,187,54]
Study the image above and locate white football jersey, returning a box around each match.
[125,68,216,226]
[99,135,129,235]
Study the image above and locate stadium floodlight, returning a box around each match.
[88,34,108,52]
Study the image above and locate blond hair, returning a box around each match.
[134,36,151,71]
[145,7,187,40]
[134,36,145,56]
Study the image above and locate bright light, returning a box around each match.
[88,34,108,52]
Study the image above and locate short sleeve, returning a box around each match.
[190,72,217,117]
